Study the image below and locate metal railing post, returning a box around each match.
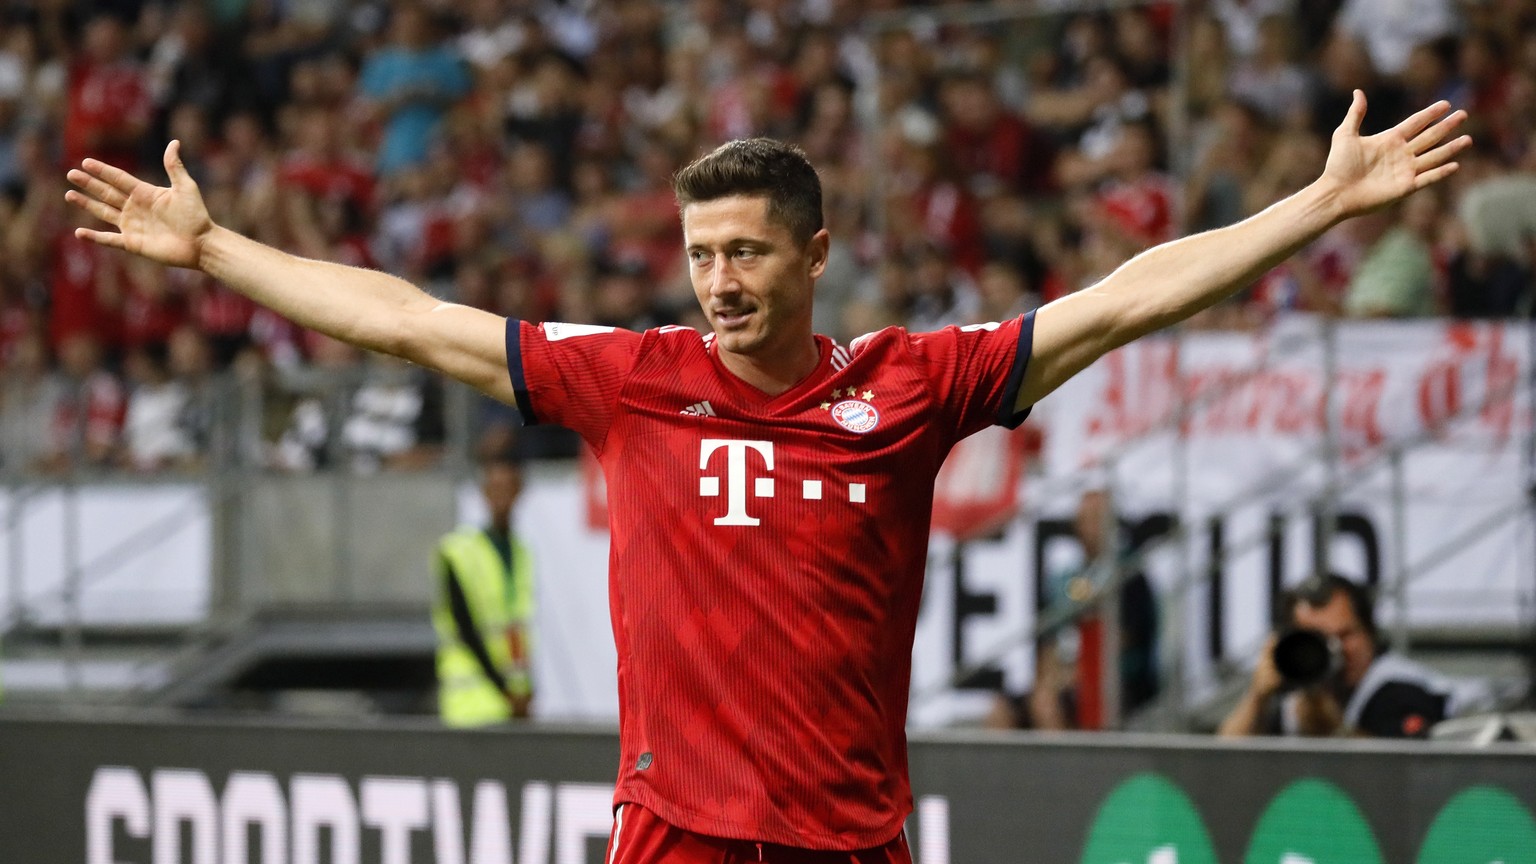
[1389,447,1411,655]
[62,476,83,695]
[1100,470,1122,730]
[4,479,24,634]
[1316,317,1341,577]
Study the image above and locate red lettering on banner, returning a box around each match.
[1482,325,1517,445]
[1339,369,1387,458]
[1086,342,1340,444]
[1416,323,1519,443]
[1179,368,1323,437]
[1273,373,1318,434]
[1418,355,1462,437]
[1085,342,1180,440]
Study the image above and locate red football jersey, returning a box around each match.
[508,313,1035,849]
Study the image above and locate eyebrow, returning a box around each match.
[685,237,772,252]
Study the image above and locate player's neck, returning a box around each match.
[716,335,821,397]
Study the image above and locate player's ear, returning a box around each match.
[806,228,830,279]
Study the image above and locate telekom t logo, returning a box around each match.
[698,439,867,525]
[699,439,774,526]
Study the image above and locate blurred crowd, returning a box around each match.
[2,0,1535,475]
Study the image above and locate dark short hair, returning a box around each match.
[672,138,824,244]
[1287,573,1381,651]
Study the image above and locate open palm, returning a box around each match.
[1322,91,1470,218]
[65,140,212,270]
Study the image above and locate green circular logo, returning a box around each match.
[1244,778,1383,864]
[1417,786,1536,864]
[1081,773,1219,864]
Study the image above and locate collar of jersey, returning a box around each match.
[706,333,836,409]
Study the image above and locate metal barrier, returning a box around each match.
[0,364,480,699]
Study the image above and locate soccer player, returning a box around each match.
[65,92,1466,863]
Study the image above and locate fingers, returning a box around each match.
[1409,109,1468,156]
[1393,100,1454,142]
[1414,161,1460,190]
[64,189,122,226]
[1338,89,1366,136]
[164,140,195,191]
[66,168,128,209]
[1413,135,1472,187]
[78,157,144,197]
[73,227,127,250]
[1414,134,1473,172]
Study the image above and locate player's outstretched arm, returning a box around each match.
[1015,92,1469,411]
[66,141,514,405]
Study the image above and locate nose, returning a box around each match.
[708,256,739,297]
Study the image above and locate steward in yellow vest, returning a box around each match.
[432,458,534,726]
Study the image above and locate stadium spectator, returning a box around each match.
[1227,15,1312,126]
[0,328,55,474]
[341,354,445,473]
[904,242,981,332]
[1342,189,1441,318]
[939,71,1050,198]
[49,204,124,352]
[1219,574,1471,738]
[1187,101,1271,234]
[121,344,195,472]
[1210,0,1296,62]
[974,261,1039,336]
[1446,144,1536,316]
[1333,0,1461,79]
[144,2,251,149]
[38,332,125,474]
[357,4,471,177]
[62,15,151,174]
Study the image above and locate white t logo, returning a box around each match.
[699,439,774,526]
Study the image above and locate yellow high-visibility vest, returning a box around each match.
[431,527,533,727]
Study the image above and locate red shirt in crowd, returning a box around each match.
[945,112,1053,196]
[276,153,376,214]
[62,59,151,171]
[508,313,1035,849]
[49,231,122,350]
[1096,172,1177,247]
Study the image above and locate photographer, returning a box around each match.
[1219,574,1455,739]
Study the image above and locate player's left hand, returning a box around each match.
[1319,91,1470,219]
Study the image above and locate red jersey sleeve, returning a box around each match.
[507,319,641,451]
[906,310,1035,444]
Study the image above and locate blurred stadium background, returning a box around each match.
[1,0,1535,861]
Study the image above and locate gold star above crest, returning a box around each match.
[820,402,831,410]
[861,390,875,401]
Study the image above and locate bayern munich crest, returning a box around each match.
[830,399,880,433]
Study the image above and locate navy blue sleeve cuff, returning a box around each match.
[996,309,1036,428]
[506,318,539,426]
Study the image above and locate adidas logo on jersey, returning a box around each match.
[680,401,717,417]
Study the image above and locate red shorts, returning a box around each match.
[604,803,913,864]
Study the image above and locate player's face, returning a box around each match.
[682,195,829,360]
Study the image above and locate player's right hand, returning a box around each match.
[65,139,213,271]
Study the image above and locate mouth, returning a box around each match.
[713,307,757,329]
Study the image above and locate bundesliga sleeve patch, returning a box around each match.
[544,322,616,341]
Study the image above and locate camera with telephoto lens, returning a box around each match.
[1271,627,1342,687]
